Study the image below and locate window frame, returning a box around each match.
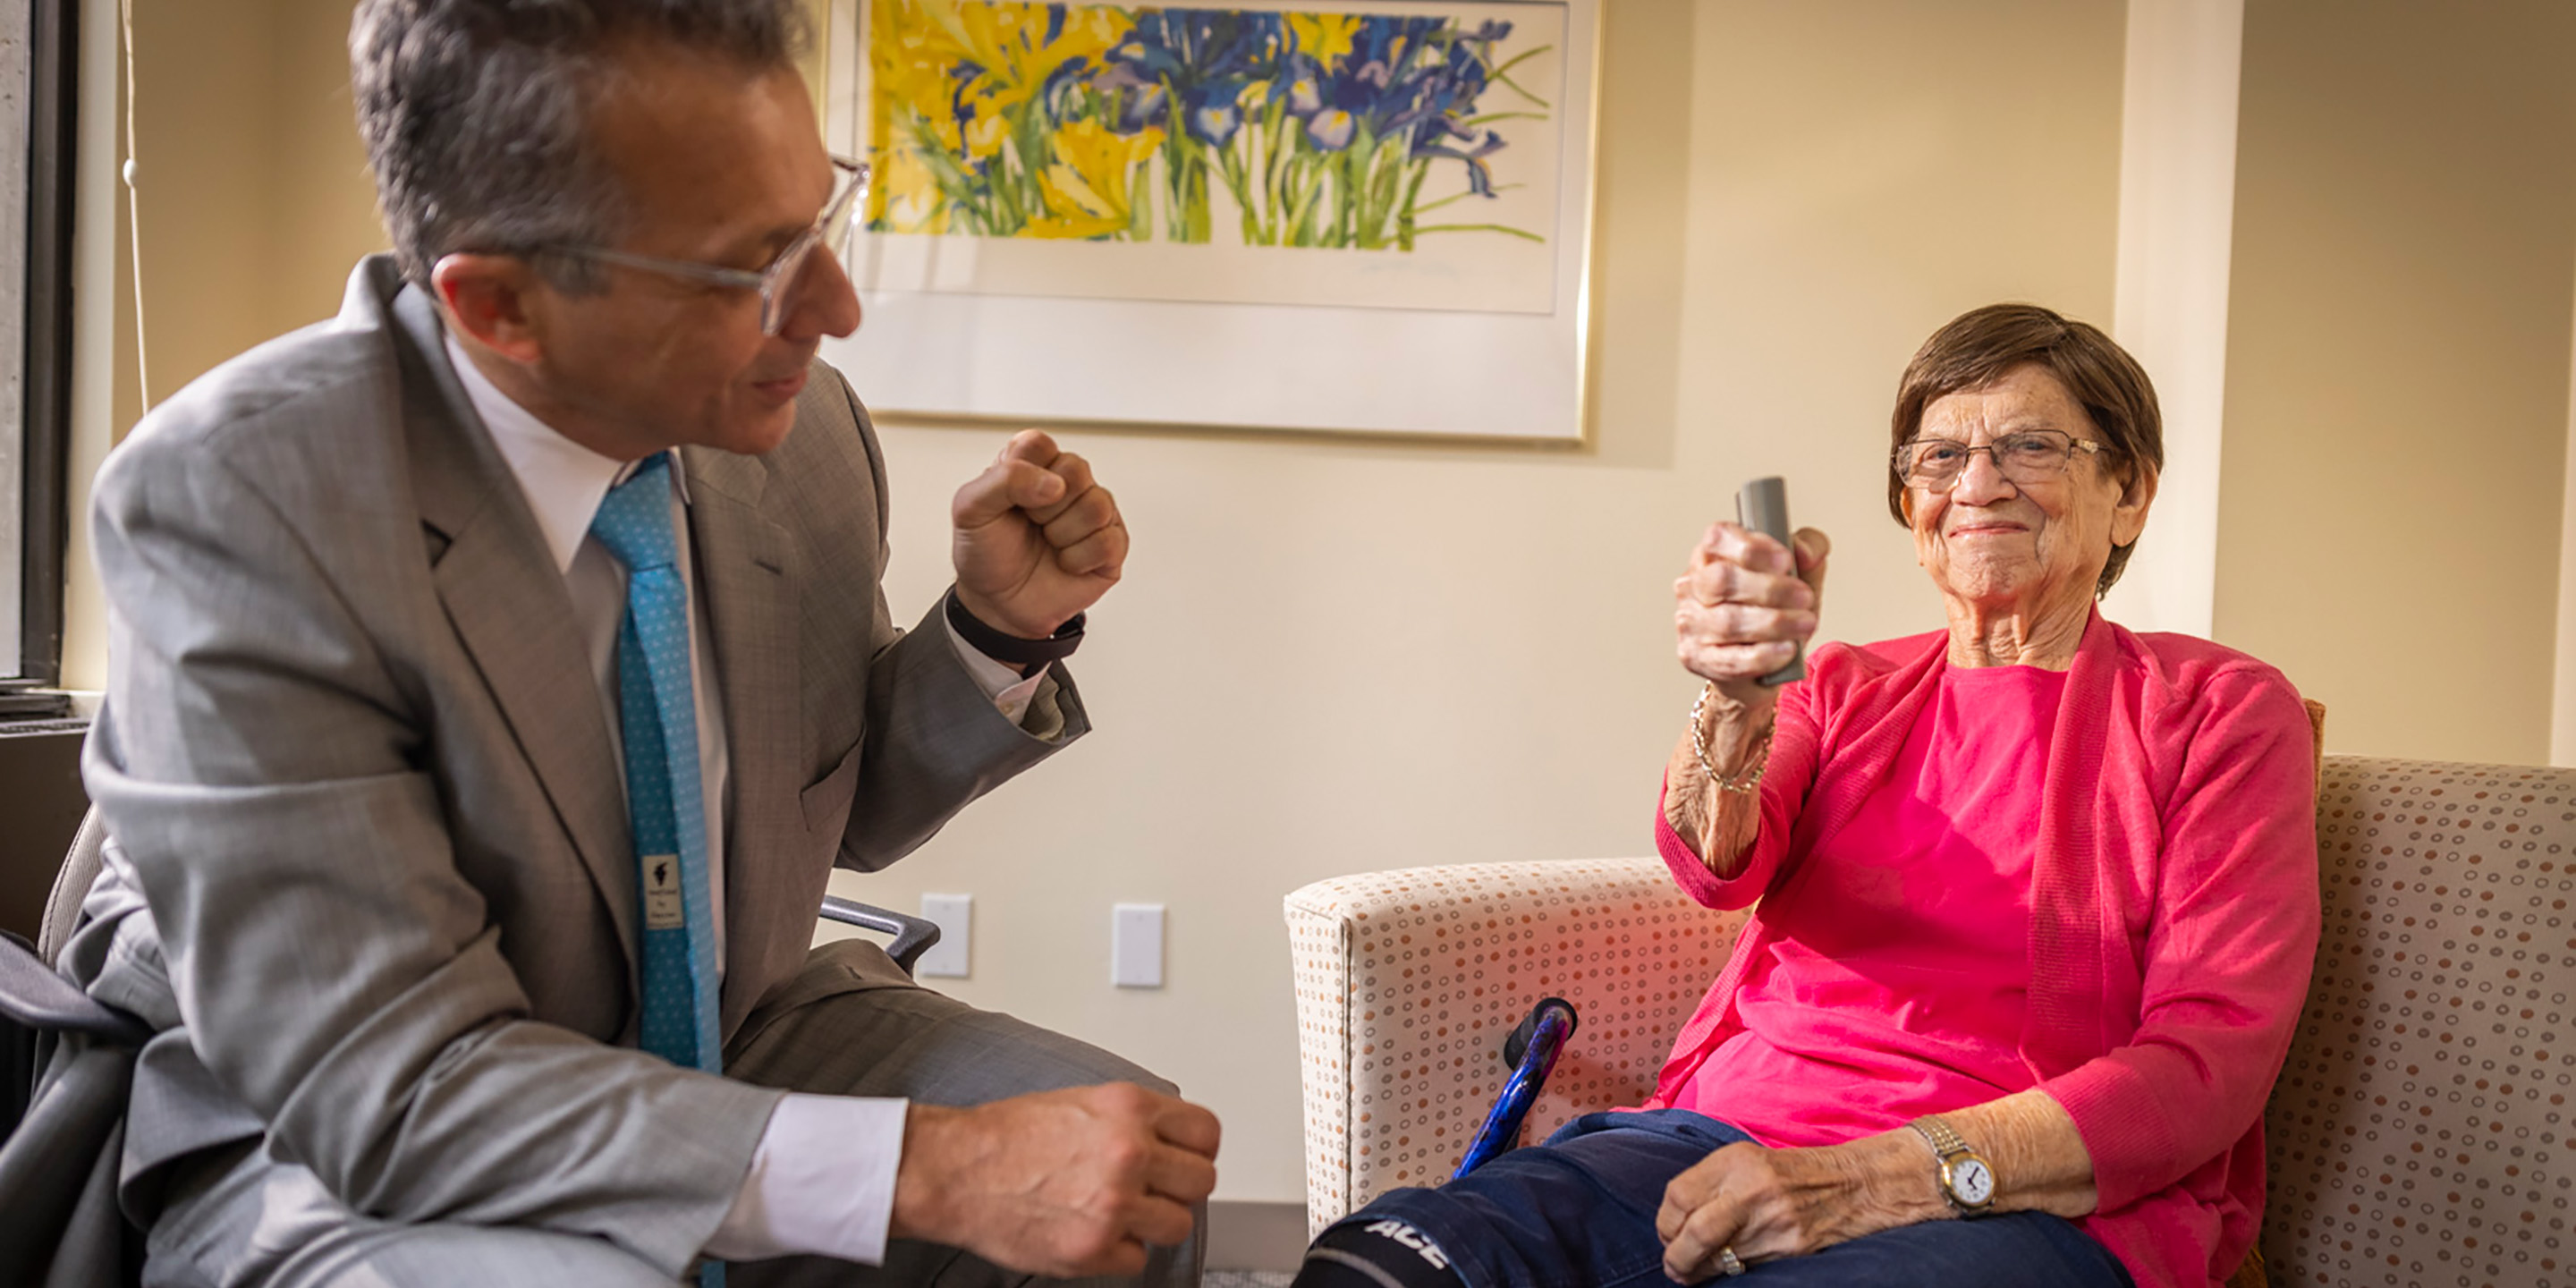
[15,0,76,685]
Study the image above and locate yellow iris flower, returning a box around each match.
[872,0,1143,233]
[1029,117,1163,239]
[906,0,1129,120]
[962,111,1011,161]
[873,142,949,233]
[1285,13,1361,68]
[870,0,969,162]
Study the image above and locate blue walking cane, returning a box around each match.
[1453,996,1580,1178]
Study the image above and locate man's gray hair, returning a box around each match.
[351,0,810,291]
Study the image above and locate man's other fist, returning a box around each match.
[888,1082,1221,1277]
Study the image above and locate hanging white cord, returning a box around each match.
[118,0,150,415]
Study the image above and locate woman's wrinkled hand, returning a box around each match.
[1674,523,1830,710]
[1657,1136,1932,1282]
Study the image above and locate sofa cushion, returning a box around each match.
[2262,757,2576,1287]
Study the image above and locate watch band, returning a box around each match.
[1910,1114,1972,1158]
[945,587,1085,677]
[1908,1114,1996,1216]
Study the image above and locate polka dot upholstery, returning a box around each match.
[1284,859,1750,1237]
[2263,757,2576,1288]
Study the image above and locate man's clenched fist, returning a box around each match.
[888,1082,1220,1276]
[950,429,1128,639]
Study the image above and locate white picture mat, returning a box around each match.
[818,0,1597,441]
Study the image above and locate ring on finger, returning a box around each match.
[1716,1246,1747,1277]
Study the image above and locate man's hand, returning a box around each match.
[1657,1135,1936,1282]
[889,1082,1221,1277]
[951,429,1128,639]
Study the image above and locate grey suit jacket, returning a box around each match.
[64,255,1086,1275]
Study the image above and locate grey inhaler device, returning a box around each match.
[1735,476,1805,686]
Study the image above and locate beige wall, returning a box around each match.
[61,0,139,694]
[127,0,381,407]
[66,0,375,691]
[270,0,389,328]
[2216,0,2576,764]
[840,0,2127,1202]
[85,0,2576,1211]
[81,0,2130,1203]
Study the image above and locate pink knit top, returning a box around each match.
[1647,613,2320,1288]
[1674,664,2063,1144]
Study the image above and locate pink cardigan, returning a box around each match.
[1647,612,2320,1288]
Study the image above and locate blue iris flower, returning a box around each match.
[1305,107,1356,151]
[1275,53,1325,117]
[1120,9,1280,82]
[1104,78,1169,133]
[1080,8,1518,201]
[1414,117,1504,195]
[1102,8,1282,135]
[1281,14,1511,162]
[1183,82,1243,146]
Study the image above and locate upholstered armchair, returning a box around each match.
[1285,756,2576,1286]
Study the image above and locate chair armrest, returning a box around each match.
[0,933,147,1046]
[818,896,941,976]
[1284,859,1750,1237]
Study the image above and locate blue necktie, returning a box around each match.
[594,454,726,1287]
[589,453,723,1076]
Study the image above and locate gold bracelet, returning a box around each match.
[1689,682,1774,794]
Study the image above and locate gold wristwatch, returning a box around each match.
[1908,1115,1997,1216]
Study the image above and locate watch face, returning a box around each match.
[1953,1157,1996,1207]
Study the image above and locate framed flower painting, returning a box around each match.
[812,0,1600,442]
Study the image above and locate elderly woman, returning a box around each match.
[1292,305,2319,1288]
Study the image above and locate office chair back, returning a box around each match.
[0,806,148,1285]
[38,807,106,968]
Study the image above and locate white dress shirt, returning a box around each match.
[447,336,1039,1264]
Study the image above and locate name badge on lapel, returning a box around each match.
[643,854,684,929]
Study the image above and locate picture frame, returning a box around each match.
[813,0,1602,444]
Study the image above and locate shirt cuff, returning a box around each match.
[943,611,1047,725]
[705,1094,908,1265]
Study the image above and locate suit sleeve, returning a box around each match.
[84,440,781,1275]
[821,374,1090,872]
[2035,667,2322,1209]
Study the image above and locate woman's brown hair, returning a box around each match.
[1886,303,2165,597]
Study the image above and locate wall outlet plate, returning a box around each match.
[1112,902,1165,988]
[917,893,971,978]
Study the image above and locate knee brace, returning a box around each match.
[1290,1216,1467,1288]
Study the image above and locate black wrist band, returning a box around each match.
[945,587,1084,677]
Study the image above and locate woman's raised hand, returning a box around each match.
[1674,523,1830,709]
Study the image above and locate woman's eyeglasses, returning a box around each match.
[1893,429,2103,490]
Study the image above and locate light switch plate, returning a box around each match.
[916,893,971,978]
[1111,903,1164,988]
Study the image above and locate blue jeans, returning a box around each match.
[1335,1109,2136,1288]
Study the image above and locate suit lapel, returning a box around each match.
[390,281,641,977]
[680,446,802,1033]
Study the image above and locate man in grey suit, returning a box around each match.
[62,2,1219,1284]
